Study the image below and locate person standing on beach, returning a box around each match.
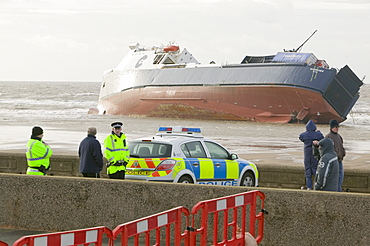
[325,119,346,192]
[26,126,53,175]
[299,120,324,190]
[104,122,130,179]
[314,138,339,191]
[78,127,104,178]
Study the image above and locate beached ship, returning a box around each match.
[92,41,363,123]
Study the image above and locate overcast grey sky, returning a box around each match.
[0,0,369,82]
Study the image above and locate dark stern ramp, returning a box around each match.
[323,65,363,119]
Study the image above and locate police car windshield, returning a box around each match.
[129,142,172,158]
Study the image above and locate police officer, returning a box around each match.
[104,122,130,179]
[26,126,53,175]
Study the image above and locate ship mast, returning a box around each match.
[284,30,318,52]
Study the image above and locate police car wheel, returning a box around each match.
[178,176,194,184]
[240,172,255,187]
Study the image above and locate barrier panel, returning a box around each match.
[188,190,266,246]
[12,226,113,246]
[10,191,266,245]
[0,241,9,246]
[112,206,190,246]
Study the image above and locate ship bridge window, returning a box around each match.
[153,54,166,64]
[241,55,275,64]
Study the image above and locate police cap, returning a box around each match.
[111,122,123,128]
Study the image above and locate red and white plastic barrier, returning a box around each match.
[12,226,112,246]
[112,206,190,246]
[10,191,266,245]
[188,190,266,246]
[0,241,9,246]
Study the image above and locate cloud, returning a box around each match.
[294,0,370,9]
[0,0,368,81]
[22,35,91,52]
[0,19,14,26]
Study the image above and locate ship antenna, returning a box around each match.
[284,30,317,52]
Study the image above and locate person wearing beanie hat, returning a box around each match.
[329,119,339,129]
[325,119,346,192]
[104,121,130,179]
[32,126,44,137]
[26,126,53,175]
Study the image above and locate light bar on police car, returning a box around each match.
[158,126,201,133]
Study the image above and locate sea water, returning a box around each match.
[0,81,369,155]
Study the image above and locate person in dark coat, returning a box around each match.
[325,119,346,192]
[78,127,104,178]
[299,120,324,190]
[314,138,339,191]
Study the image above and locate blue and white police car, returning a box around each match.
[125,126,258,187]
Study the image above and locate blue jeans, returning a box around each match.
[338,161,344,192]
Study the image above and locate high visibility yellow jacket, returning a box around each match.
[104,132,130,174]
[26,138,53,175]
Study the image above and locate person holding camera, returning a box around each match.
[299,120,324,190]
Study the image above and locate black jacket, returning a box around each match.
[78,135,104,173]
[314,138,339,191]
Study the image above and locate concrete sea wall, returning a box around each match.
[1,153,369,193]
[0,174,369,245]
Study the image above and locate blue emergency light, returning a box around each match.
[158,127,173,132]
[158,126,201,133]
[182,127,201,133]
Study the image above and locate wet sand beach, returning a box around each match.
[1,116,370,171]
[1,81,369,172]
[1,82,370,244]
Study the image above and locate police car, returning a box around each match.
[125,126,258,187]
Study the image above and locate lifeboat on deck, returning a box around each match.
[163,45,179,52]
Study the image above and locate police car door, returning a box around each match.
[204,141,239,186]
[180,141,213,183]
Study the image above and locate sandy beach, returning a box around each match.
[1,116,370,172]
[1,81,369,173]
